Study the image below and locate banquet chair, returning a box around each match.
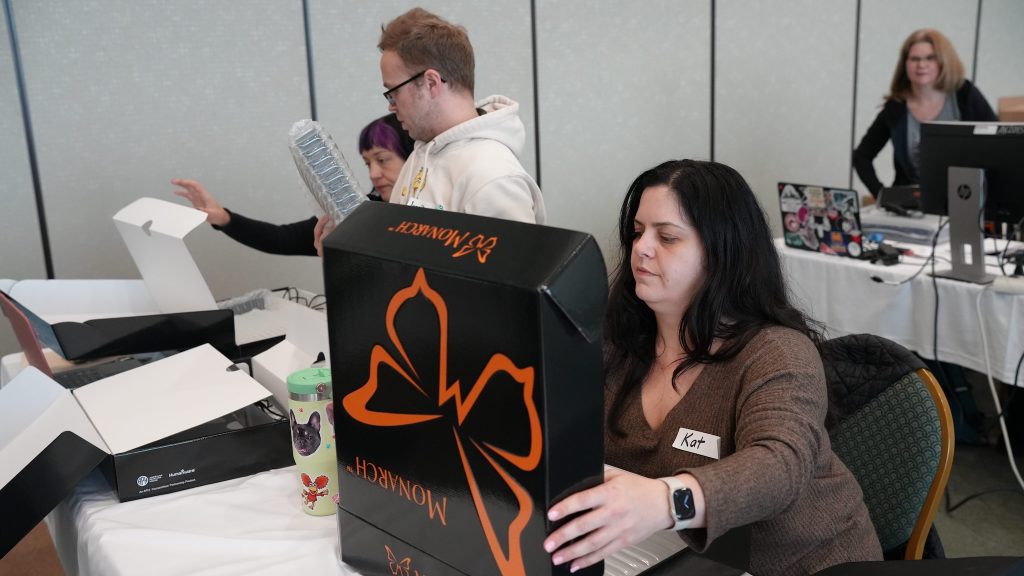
[820,333,955,560]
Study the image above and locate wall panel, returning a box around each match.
[536,0,711,265]
[976,0,1024,113]
[0,4,44,356]
[716,0,857,235]
[13,0,321,298]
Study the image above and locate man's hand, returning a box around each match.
[313,214,337,258]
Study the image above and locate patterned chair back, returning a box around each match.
[820,334,954,560]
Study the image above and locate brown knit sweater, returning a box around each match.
[605,326,882,576]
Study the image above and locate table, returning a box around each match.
[43,467,740,576]
[777,239,1024,385]
[46,467,351,576]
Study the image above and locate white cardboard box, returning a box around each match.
[1,198,234,360]
[251,304,331,409]
[0,345,292,556]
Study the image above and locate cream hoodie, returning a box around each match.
[389,95,546,224]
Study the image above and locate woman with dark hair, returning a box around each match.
[544,160,881,576]
[853,28,996,200]
[172,113,414,256]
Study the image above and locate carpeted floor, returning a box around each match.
[0,522,63,576]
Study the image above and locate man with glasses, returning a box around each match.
[377,7,545,224]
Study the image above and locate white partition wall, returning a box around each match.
[311,0,537,198]
[3,0,1024,361]
[536,0,711,264]
[977,0,1024,111]
[716,0,857,235]
[0,5,44,356]
[10,0,322,297]
[852,0,979,198]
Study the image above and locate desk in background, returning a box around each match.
[777,239,1024,385]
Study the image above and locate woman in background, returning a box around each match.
[853,28,997,200]
[544,160,882,576]
[172,113,414,256]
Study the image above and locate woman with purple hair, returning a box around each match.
[172,113,414,256]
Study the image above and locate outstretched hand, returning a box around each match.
[313,214,336,258]
[171,178,231,227]
[544,468,702,572]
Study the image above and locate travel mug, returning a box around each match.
[287,367,338,516]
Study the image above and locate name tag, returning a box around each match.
[671,427,720,460]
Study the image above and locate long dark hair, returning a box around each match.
[605,160,820,430]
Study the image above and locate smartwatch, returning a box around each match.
[659,476,695,530]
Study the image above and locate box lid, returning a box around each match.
[1,197,233,361]
[324,202,607,343]
[112,197,217,313]
[72,344,271,454]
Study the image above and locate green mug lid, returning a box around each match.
[287,367,332,396]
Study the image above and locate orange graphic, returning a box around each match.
[388,221,499,263]
[452,234,497,263]
[344,268,541,576]
[385,544,412,576]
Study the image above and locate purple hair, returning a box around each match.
[358,114,415,160]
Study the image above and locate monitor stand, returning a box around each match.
[931,166,994,284]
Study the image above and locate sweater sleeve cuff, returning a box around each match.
[211,208,234,231]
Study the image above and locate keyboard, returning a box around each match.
[603,530,688,575]
[53,353,163,389]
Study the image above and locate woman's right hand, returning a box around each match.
[171,178,231,227]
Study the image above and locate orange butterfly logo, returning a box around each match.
[385,544,412,576]
[344,268,541,576]
[452,234,497,263]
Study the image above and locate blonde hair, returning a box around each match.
[887,28,965,101]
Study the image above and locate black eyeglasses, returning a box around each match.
[383,70,426,105]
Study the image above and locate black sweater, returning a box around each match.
[215,211,318,256]
[852,79,997,198]
[213,194,384,257]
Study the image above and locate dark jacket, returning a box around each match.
[216,212,319,256]
[215,193,384,257]
[852,80,997,197]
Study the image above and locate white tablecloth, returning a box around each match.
[47,467,355,576]
[777,239,1024,385]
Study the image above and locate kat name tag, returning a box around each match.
[671,427,720,460]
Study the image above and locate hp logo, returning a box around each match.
[957,184,972,200]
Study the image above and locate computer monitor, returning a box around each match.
[919,121,1024,283]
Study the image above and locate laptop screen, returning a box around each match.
[779,182,864,258]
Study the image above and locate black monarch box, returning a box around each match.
[323,203,607,576]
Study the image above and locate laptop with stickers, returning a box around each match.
[778,182,864,258]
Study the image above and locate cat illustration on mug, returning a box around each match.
[289,409,322,457]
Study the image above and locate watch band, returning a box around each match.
[659,476,695,530]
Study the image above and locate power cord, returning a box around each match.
[945,284,1024,514]
[868,219,948,287]
[272,286,327,310]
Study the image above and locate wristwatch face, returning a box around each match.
[672,487,696,521]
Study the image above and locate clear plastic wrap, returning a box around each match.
[289,119,365,225]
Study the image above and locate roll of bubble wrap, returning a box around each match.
[289,119,365,224]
